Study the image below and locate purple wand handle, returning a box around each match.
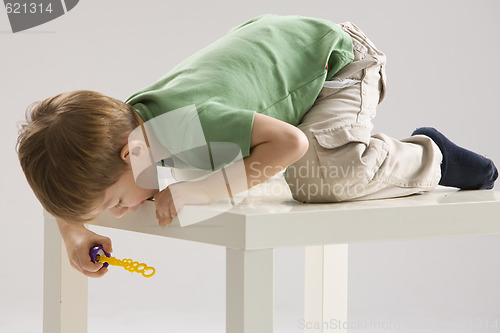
[89,245,111,268]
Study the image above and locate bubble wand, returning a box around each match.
[89,245,156,278]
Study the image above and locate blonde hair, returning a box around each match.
[17,90,140,223]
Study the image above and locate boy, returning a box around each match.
[17,15,498,278]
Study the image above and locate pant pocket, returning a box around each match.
[311,123,371,149]
[310,126,389,201]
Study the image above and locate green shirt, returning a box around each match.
[124,14,354,163]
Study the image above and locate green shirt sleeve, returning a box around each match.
[198,101,256,159]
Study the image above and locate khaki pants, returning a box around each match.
[284,22,443,202]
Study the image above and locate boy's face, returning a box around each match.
[91,166,158,218]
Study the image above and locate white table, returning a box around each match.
[43,177,500,333]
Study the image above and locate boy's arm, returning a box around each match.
[154,113,309,225]
[246,112,310,185]
[56,217,113,278]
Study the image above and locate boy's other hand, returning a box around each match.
[57,218,113,278]
[154,181,211,226]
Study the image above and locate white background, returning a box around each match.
[1,1,500,332]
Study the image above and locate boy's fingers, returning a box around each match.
[157,200,181,225]
[158,215,172,226]
[83,267,108,278]
[156,202,173,226]
[170,202,178,217]
[81,259,103,272]
[157,209,172,226]
[100,237,113,253]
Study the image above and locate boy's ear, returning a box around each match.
[120,140,148,161]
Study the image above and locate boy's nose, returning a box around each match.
[108,204,142,218]
[109,206,128,218]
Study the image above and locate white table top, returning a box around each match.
[89,177,500,250]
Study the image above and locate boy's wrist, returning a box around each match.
[56,217,87,236]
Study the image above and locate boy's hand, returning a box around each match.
[154,181,211,225]
[57,218,113,278]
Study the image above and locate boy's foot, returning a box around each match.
[411,127,498,190]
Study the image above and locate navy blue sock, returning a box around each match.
[411,127,498,190]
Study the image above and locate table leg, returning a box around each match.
[304,244,348,332]
[43,213,88,333]
[226,248,274,333]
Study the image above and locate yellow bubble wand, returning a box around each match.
[89,245,156,278]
